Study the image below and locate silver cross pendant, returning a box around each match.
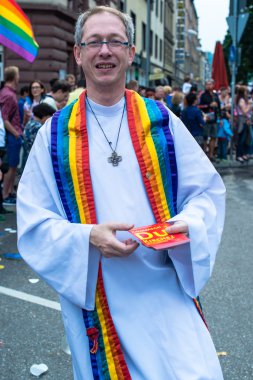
[108,151,122,166]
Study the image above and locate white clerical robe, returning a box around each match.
[17,98,225,380]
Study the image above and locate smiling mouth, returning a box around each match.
[96,63,116,69]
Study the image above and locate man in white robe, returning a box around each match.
[17,6,225,380]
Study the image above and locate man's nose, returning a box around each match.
[99,42,112,55]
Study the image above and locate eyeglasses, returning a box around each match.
[80,40,130,49]
[31,86,42,90]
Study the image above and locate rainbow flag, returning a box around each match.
[0,0,39,62]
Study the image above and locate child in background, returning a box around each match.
[217,118,233,162]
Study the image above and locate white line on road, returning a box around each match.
[0,286,61,311]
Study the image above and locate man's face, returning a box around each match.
[54,90,69,103]
[67,77,75,87]
[205,81,213,92]
[74,12,135,89]
[155,88,165,99]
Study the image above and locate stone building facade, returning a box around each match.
[2,0,117,90]
[0,0,207,90]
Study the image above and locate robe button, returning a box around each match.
[146,172,151,179]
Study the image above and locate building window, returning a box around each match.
[142,22,146,51]
[160,1,163,22]
[130,11,136,44]
[160,38,163,61]
[156,0,159,16]
[150,30,153,56]
[155,35,158,59]
[120,1,124,12]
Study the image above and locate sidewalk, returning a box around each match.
[213,157,253,171]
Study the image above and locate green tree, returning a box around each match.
[223,0,253,84]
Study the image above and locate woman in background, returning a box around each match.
[23,80,46,126]
[234,85,252,163]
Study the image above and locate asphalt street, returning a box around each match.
[0,165,252,380]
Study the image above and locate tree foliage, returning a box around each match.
[223,0,253,84]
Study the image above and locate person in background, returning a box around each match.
[234,85,252,163]
[0,66,22,206]
[181,92,205,149]
[189,83,198,95]
[0,109,12,216]
[145,87,155,99]
[154,85,166,104]
[18,86,29,126]
[17,6,225,380]
[170,91,184,117]
[164,85,172,107]
[216,118,233,162]
[219,87,231,112]
[66,74,77,91]
[56,97,69,110]
[249,89,253,159]
[43,80,71,110]
[217,87,232,162]
[23,103,55,164]
[67,79,86,105]
[126,79,139,92]
[138,86,146,97]
[182,76,192,95]
[199,79,221,162]
[23,80,47,125]
[48,77,59,91]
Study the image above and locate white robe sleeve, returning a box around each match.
[167,112,226,298]
[17,119,100,310]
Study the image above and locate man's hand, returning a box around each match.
[165,221,189,236]
[90,222,139,258]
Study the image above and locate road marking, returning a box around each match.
[0,286,61,311]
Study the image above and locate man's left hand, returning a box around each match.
[165,221,189,236]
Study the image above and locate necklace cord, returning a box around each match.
[86,95,126,153]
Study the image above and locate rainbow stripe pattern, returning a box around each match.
[193,297,208,329]
[50,90,205,379]
[0,0,39,62]
[125,90,178,221]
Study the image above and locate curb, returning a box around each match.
[214,160,253,171]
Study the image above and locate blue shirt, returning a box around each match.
[181,106,205,137]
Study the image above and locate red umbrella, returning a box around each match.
[212,41,228,91]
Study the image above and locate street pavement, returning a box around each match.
[0,164,252,379]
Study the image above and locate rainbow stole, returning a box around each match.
[50,90,204,379]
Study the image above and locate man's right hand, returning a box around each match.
[90,222,139,258]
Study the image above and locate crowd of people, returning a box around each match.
[0,65,252,218]
[127,78,253,164]
[0,66,85,215]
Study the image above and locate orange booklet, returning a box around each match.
[129,222,190,250]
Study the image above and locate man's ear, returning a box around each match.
[73,45,82,66]
[128,45,136,67]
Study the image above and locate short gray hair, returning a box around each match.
[74,6,135,46]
